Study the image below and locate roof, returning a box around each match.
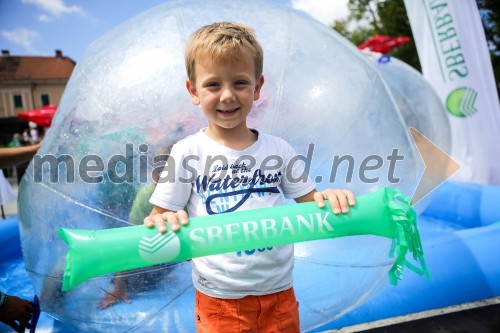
[0,51,76,81]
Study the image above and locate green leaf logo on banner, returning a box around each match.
[138,231,181,263]
[446,87,478,117]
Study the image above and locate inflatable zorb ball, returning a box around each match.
[363,51,452,213]
[364,51,451,154]
[18,0,422,331]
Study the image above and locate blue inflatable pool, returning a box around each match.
[313,180,500,331]
[1,180,499,332]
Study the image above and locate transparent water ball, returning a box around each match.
[364,51,451,154]
[18,0,422,331]
[363,51,452,214]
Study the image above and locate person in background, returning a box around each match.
[28,122,40,145]
[8,134,22,148]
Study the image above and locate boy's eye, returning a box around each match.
[235,81,248,85]
[205,82,220,87]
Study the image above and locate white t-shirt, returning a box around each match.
[150,129,315,298]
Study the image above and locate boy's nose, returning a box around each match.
[220,87,236,102]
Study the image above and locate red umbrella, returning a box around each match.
[358,35,411,54]
[17,105,57,127]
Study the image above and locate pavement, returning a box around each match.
[362,305,500,333]
[324,297,500,333]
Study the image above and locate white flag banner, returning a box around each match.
[404,0,500,185]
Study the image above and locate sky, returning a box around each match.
[0,0,350,62]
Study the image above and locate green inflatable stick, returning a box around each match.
[58,187,429,291]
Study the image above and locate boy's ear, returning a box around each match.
[254,75,265,101]
[186,79,200,105]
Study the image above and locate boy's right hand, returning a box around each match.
[144,208,189,233]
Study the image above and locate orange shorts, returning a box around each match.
[195,288,300,333]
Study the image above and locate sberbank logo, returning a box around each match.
[445,87,478,117]
[138,231,180,263]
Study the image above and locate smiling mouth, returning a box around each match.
[217,107,239,115]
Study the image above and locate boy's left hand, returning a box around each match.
[314,189,355,214]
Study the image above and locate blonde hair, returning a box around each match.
[185,22,263,82]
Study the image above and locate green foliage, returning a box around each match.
[348,0,380,30]
[335,0,420,71]
[331,19,349,38]
[477,0,500,91]
[332,19,373,46]
[377,0,420,70]
[333,0,500,82]
[478,0,500,52]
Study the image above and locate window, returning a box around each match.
[41,94,50,106]
[13,95,23,108]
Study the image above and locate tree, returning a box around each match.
[331,19,373,47]
[332,0,420,70]
[333,0,500,85]
[477,0,500,90]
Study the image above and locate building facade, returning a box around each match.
[0,49,75,118]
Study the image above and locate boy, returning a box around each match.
[145,22,355,332]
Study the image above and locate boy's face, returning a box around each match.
[186,53,264,134]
